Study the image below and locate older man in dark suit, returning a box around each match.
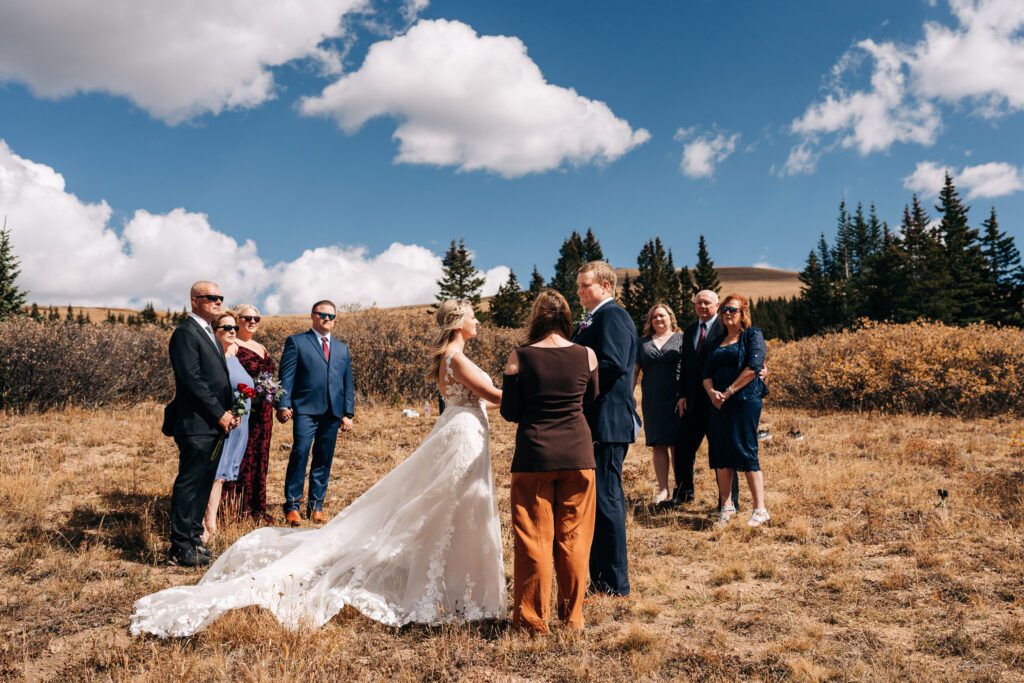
[573,261,639,596]
[673,289,739,508]
[166,280,238,567]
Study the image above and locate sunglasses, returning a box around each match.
[240,315,261,323]
[314,312,337,321]
[194,294,224,303]
[216,324,240,332]
[721,306,740,314]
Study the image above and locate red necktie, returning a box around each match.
[696,323,707,354]
[322,336,330,362]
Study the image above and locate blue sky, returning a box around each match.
[1,0,1022,311]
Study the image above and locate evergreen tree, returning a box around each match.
[664,249,686,320]
[677,264,694,300]
[980,206,1024,325]
[105,309,117,325]
[751,296,797,341]
[65,304,75,324]
[580,228,604,262]
[29,303,42,323]
[0,219,28,319]
[435,239,485,308]
[116,313,126,324]
[527,265,545,300]
[549,231,585,310]
[624,237,679,329]
[796,249,834,336]
[48,306,60,322]
[935,173,988,323]
[692,235,721,294]
[862,225,908,321]
[140,302,159,325]
[898,195,951,322]
[490,270,529,328]
[76,311,89,325]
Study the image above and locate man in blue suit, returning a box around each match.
[276,300,355,526]
[573,261,639,596]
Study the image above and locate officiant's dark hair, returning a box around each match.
[524,289,573,345]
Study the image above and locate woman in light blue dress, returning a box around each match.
[201,313,253,543]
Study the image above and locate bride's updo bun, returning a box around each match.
[425,299,474,382]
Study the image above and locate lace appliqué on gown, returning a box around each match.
[131,353,505,637]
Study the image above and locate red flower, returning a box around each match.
[238,384,257,399]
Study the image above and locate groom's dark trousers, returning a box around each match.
[167,316,232,559]
[573,300,639,596]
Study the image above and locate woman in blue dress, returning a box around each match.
[201,312,253,543]
[702,294,770,528]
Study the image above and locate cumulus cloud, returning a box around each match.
[785,0,1024,173]
[903,159,1024,198]
[0,0,368,123]
[0,139,506,311]
[300,19,650,177]
[675,128,740,179]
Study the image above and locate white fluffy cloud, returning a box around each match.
[903,159,1024,199]
[0,140,506,311]
[300,19,650,177]
[0,0,368,123]
[786,0,1024,173]
[675,128,740,178]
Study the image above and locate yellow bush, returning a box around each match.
[767,320,1024,416]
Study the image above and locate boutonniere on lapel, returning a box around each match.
[578,311,594,331]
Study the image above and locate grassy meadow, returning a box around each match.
[1,397,1022,681]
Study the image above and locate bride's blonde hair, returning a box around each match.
[425,299,474,382]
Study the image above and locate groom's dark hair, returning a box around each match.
[524,289,573,345]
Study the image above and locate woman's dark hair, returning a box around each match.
[524,289,573,345]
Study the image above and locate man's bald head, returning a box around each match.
[693,289,719,323]
[189,280,223,321]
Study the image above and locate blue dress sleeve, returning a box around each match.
[743,328,766,372]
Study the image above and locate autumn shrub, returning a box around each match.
[767,320,1024,417]
[0,310,524,411]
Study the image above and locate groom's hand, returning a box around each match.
[276,408,293,423]
[675,398,687,416]
[340,416,353,432]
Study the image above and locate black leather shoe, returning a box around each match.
[195,544,213,558]
[168,549,211,568]
[671,489,694,505]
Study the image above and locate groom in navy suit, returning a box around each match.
[276,300,355,527]
[573,261,639,596]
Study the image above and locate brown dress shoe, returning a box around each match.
[311,510,326,524]
[285,510,302,527]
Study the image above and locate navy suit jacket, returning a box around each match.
[277,330,355,419]
[572,300,639,444]
[676,317,726,407]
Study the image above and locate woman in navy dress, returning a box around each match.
[632,303,683,504]
[702,294,770,528]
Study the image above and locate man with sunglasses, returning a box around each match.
[165,280,239,567]
[276,300,355,526]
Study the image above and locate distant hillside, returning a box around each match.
[616,266,801,302]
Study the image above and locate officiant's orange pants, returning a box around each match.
[510,469,596,633]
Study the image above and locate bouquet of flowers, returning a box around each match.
[254,372,287,407]
[211,383,257,461]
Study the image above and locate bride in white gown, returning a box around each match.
[131,300,507,637]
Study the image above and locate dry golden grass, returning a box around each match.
[1,400,1022,681]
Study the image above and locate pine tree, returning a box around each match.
[692,235,721,294]
[140,302,159,325]
[665,249,686,319]
[116,313,126,324]
[490,270,529,328]
[862,225,908,321]
[897,196,951,322]
[435,239,485,308]
[935,173,989,323]
[980,206,1024,325]
[76,311,89,325]
[580,228,604,263]
[65,304,74,324]
[105,309,117,325]
[677,264,694,300]
[29,303,42,323]
[527,266,545,300]
[549,231,585,310]
[796,249,834,336]
[624,237,679,329]
[0,219,28,320]
[47,306,60,322]
[751,296,797,341]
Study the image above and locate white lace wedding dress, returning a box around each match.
[131,354,506,637]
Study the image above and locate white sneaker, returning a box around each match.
[713,505,736,529]
[747,508,770,527]
[653,489,670,505]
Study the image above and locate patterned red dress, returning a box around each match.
[223,346,276,523]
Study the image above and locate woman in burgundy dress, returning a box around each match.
[222,304,276,525]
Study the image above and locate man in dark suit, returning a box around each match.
[573,261,639,596]
[166,280,238,566]
[276,300,355,527]
[673,289,739,507]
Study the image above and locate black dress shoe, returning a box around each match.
[671,489,694,505]
[168,549,211,568]
[195,544,213,558]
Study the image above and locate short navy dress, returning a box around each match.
[703,327,767,472]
